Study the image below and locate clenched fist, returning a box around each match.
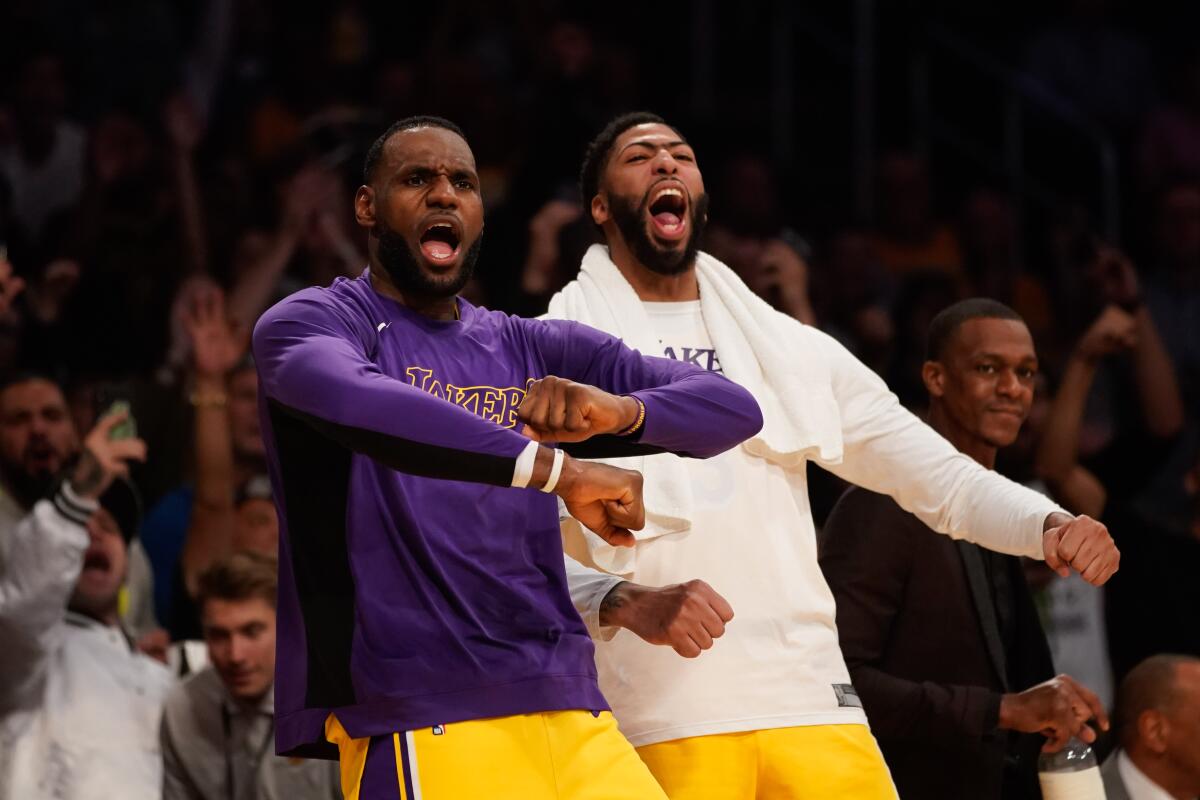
[553,456,645,548]
[1042,513,1119,585]
[518,376,640,443]
[599,579,735,658]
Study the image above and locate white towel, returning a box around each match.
[545,244,844,572]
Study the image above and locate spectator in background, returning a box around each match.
[0,373,159,637]
[161,552,339,800]
[1026,251,1194,683]
[1100,655,1200,800]
[705,152,817,325]
[1103,445,1200,681]
[815,227,895,375]
[0,47,85,254]
[1143,177,1200,418]
[0,413,170,800]
[820,299,1109,800]
[959,187,1054,349]
[143,286,271,640]
[1137,51,1200,190]
[870,151,964,281]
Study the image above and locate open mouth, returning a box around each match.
[419,221,462,263]
[647,185,689,241]
[82,550,111,574]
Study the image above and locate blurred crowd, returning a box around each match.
[0,0,1196,798]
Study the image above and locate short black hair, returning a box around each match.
[1114,654,1200,749]
[0,370,64,396]
[579,112,683,221]
[925,298,1024,361]
[362,115,468,183]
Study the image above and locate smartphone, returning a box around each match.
[94,384,137,441]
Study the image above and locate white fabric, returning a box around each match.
[1117,750,1179,800]
[0,495,173,800]
[547,245,843,573]
[0,123,86,240]
[547,247,1068,747]
[511,440,539,488]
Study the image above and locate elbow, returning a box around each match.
[728,385,764,443]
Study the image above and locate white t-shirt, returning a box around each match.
[585,301,867,746]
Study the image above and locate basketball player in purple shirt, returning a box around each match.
[251,116,762,799]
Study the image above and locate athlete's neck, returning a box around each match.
[927,401,997,469]
[606,236,699,302]
[369,267,458,321]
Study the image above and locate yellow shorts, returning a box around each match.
[326,710,667,800]
[636,724,898,800]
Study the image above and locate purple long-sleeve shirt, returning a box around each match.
[252,270,762,758]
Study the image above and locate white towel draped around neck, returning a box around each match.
[544,245,844,572]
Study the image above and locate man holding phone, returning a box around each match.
[0,404,172,800]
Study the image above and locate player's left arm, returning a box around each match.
[519,318,762,459]
[811,328,1119,586]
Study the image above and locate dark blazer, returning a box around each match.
[819,487,1055,800]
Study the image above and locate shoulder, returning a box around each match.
[164,666,223,724]
[822,486,919,549]
[253,280,375,348]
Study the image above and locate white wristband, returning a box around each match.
[511,440,539,489]
[540,449,565,494]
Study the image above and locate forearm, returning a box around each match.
[1131,307,1185,438]
[227,231,297,330]
[562,550,625,640]
[0,482,92,638]
[255,306,537,486]
[1035,354,1095,484]
[533,319,762,459]
[190,376,235,510]
[629,369,762,458]
[849,664,1002,745]
[171,150,207,274]
[830,415,1061,558]
[180,507,235,596]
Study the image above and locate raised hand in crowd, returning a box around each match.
[522,198,583,296]
[68,410,148,499]
[180,285,250,596]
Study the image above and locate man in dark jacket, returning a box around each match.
[820,298,1110,800]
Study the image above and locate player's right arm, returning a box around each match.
[252,292,643,545]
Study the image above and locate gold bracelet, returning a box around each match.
[616,397,646,437]
[189,391,228,408]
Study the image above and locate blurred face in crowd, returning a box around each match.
[924,317,1038,450]
[878,153,933,238]
[595,122,709,276]
[233,498,278,556]
[15,54,67,138]
[203,596,277,705]
[1156,184,1200,274]
[0,379,79,507]
[356,126,483,298]
[228,367,265,461]
[69,508,127,623]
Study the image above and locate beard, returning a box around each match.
[376,220,481,298]
[609,189,709,276]
[1,460,58,510]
